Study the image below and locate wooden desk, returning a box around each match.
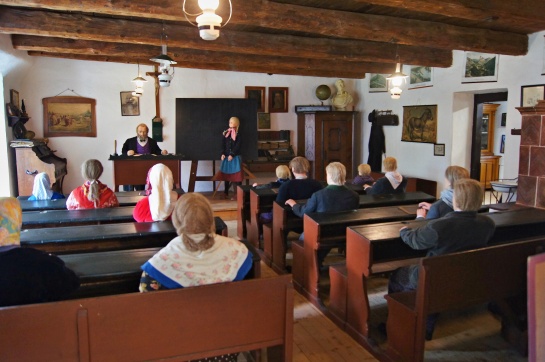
[108,155,184,191]
[19,195,144,211]
[60,238,261,299]
[344,207,545,344]
[20,218,228,255]
[22,207,136,229]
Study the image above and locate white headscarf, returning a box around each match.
[148,164,178,221]
[32,172,54,200]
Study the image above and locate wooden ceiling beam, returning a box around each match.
[13,35,399,76]
[0,0,528,55]
[26,51,367,79]
[0,7,452,67]
[342,0,545,32]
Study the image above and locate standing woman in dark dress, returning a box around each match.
[217,117,243,199]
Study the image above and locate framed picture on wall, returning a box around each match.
[434,143,445,156]
[120,91,140,116]
[401,105,438,143]
[10,89,20,109]
[269,87,289,113]
[369,74,389,92]
[258,112,270,129]
[245,86,265,112]
[407,66,433,89]
[43,96,97,137]
[521,84,545,107]
[462,52,499,83]
[500,134,506,153]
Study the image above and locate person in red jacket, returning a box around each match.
[66,159,118,210]
[133,163,178,222]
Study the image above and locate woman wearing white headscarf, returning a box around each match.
[28,172,65,201]
[133,163,178,222]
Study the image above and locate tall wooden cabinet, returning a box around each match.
[479,103,501,188]
[296,111,356,181]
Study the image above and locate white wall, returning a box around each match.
[359,31,545,193]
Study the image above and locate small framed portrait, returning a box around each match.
[258,112,271,129]
[269,87,289,113]
[521,84,545,107]
[245,86,265,113]
[10,89,20,109]
[434,143,445,156]
[120,91,140,116]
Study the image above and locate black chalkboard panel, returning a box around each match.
[175,98,258,161]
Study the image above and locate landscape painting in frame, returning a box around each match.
[401,105,437,143]
[43,96,96,137]
[462,52,499,83]
[369,74,388,92]
[408,66,433,89]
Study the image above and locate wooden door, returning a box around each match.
[322,118,353,180]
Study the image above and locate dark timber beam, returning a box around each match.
[12,35,399,75]
[0,0,529,55]
[26,51,367,78]
[0,7,453,67]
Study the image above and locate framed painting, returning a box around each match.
[369,74,388,92]
[521,84,545,107]
[10,89,20,109]
[434,143,445,156]
[245,86,265,112]
[401,105,437,143]
[462,52,499,83]
[408,66,433,89]
[542,35,545,75]
[120,91,140,116]
[258,112,271,129]
[269,87,289,113]
[43,96,97,137]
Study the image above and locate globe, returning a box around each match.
[315,84,331,103]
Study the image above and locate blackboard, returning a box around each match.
[175,98,258,161]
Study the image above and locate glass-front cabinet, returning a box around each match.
[481,103,499,156]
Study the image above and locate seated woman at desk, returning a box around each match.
[364,157,407,195]
[0,197,80,307]
[133,163,178,222]
[28,172,65,201]
[66,159,119,210]
[416,165,469,219]
[139,192,253,291]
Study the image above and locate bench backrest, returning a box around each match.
[0,275,293,362]
[420,237,545,315]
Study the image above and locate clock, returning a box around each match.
[12,120,27,139]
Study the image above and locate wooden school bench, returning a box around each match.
[270,192,435,273]
[341,207,545,345]
[385,237,545,362]
[22,206,136,229]
[0,275,293,361]
[18,195,145,211]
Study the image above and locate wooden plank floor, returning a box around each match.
[210,195,526,362]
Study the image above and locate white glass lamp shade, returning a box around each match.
[390,86,402,100]
[198,0,220,11]
[131,76,147,88]
[197,10,223,40]
[132,86,144,97]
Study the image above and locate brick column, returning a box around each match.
[516,100,545,208]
